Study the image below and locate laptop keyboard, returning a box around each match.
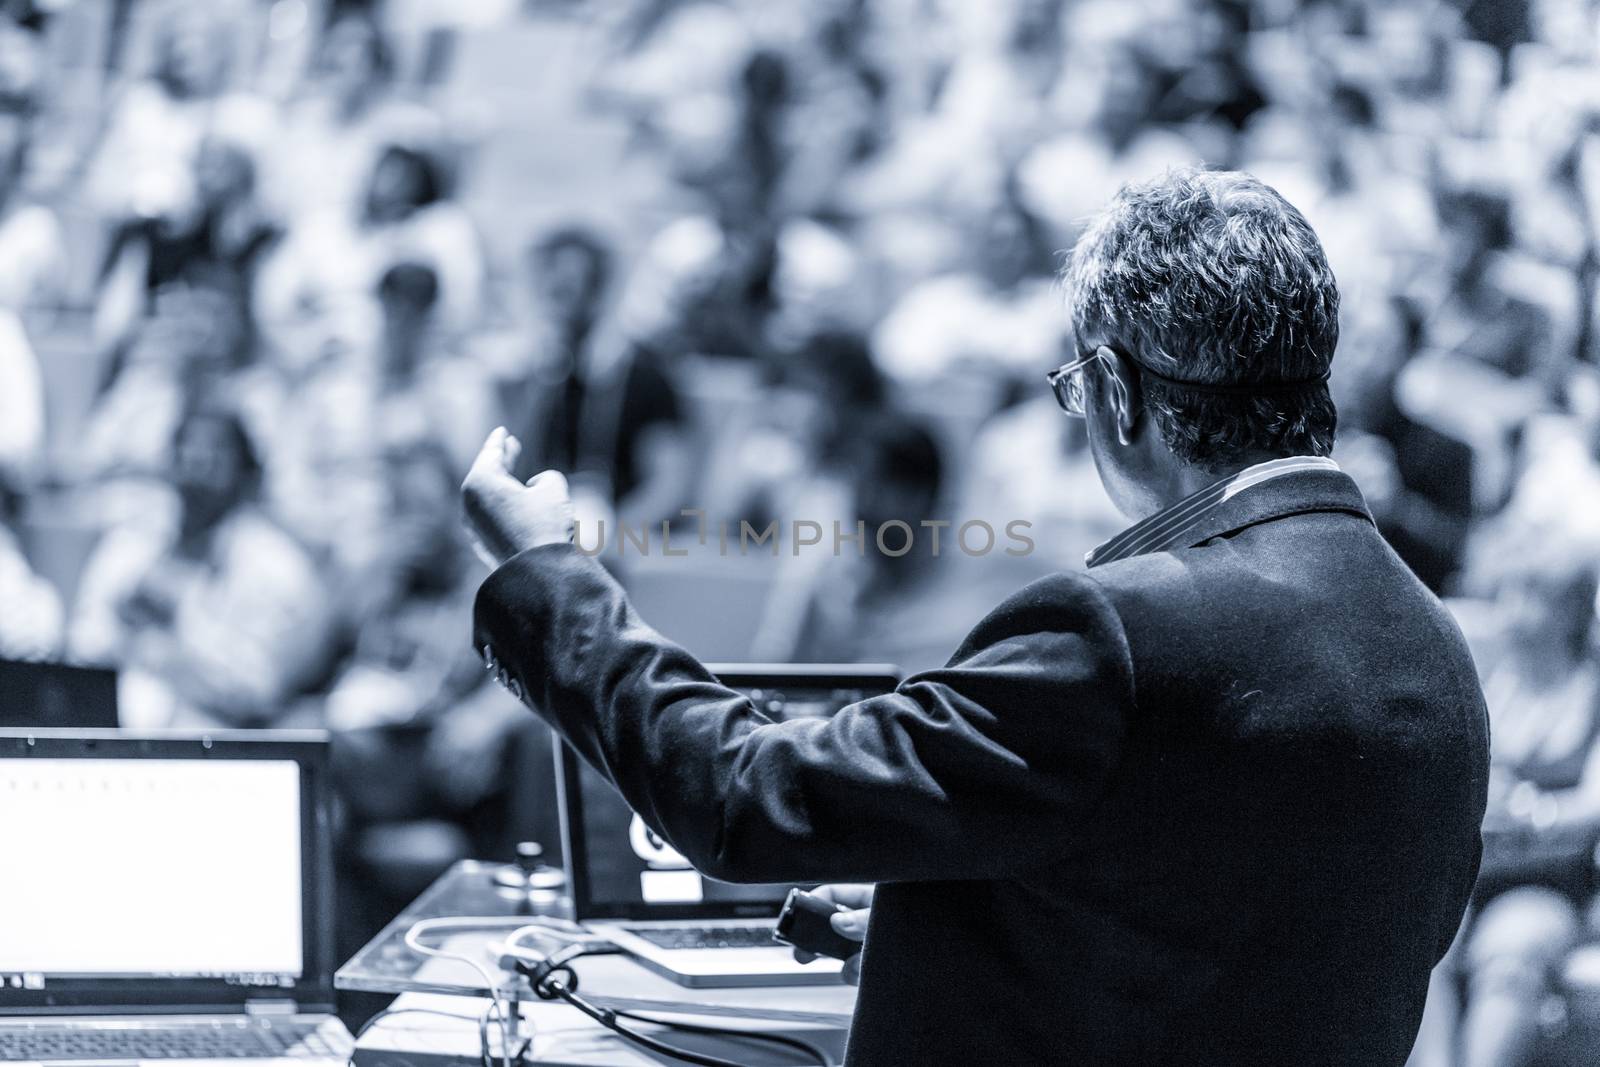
[0,1020,338,1061]
[625,924,778,951]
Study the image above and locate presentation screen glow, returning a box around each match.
[0,758,304,978]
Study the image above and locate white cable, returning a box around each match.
[479,999,518,1067]
[400,915,607,1066]
[504,920,611,960]
[403,917,520,1067]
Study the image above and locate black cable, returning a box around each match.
[542,979,756,1067]
[612,1006,835,1067]
[513,949,832,1066]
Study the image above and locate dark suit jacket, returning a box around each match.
[473,468,1489,1065]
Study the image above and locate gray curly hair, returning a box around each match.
[1062,166,1340,471]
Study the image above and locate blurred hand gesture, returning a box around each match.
[461,427,575,569]
[792,883,873,984]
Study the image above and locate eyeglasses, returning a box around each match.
[1045,348,1104,417]
[1048,347,1333,417]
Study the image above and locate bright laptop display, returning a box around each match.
[0,731,335,1015]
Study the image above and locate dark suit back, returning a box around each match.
[474,468,1489,1066]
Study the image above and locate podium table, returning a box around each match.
[339,861,854,1065]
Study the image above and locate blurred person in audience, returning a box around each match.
[249,290,388,575]
[1140,0,1265,135]
[83,5,269,227]
[707,329,883,543]
[0,472,62,661]
[0,93,61,487]
[591,0,749,104]
[776,411,988,673]
[605,40,797,348]
[264,9,421,222]
[1358,3,1460,140]
[0,7,45,102]
[769,2,890,218]
[83,3,278,362]
[622,210,780,365]
[0,305,43,489]
[96,134,279,345]
[873,177,1061,382]
[358,143,484,327]
[512,225,694,531]
[257,259,490,579]
[721,48,790,225]
[80,285,256,485]
[710,330,888,660]
[1402,183,1561,514]
[764,218,877,364]
[1421,185,1559,389]
[1332,296,1475,592]
[521,225,614,381]
[1013,19,1203,236]
[1498,0,1600,193]
[1453,539,1600,1067]
[0,286,52,662]
[1482,390,1600,551]
[0,94,62,312]
[256,141,484,346]
[590,1,753,175]
[70,402,334,728]
[371,260,495,474]
[613,39,792,227]
[325,439,502,735]
[842,0,1068,217]
[718,16,890,219]
[506,226,615,481]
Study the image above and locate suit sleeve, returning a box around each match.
[473,545,1133,884]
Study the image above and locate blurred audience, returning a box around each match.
[1,3,1598,1050]
[1442,541,1600,1067]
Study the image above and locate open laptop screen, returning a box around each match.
[0,731,334,1015]
[558,666,899,922]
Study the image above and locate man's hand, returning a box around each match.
[792,883,873,984]
[461,427,576,569]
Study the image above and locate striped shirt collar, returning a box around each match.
[1086,455,1343,569]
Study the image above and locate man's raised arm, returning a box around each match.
[472,537,1132,885]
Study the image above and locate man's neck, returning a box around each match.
[1144,451,1297,513]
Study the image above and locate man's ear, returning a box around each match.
[1098,346,1141,446]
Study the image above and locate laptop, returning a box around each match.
[0,730,353,1064]
[557,664,900,989]
[0,661,117,728]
